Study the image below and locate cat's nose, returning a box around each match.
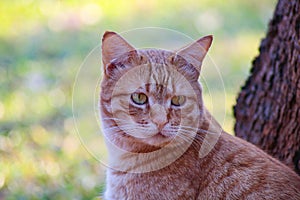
[152,115,168,130]
[150,104,168,130]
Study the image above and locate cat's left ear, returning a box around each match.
[101,31,136,67]
[175,35,213,72]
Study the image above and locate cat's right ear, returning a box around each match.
[174,35,213,73]
[101,31,135,69]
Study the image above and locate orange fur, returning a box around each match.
[100,31,300,199]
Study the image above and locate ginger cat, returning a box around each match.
[99,31,300,199]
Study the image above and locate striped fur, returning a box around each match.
[100,31,300,199]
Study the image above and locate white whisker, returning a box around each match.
[171,125,219,135]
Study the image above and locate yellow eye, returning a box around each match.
[131,93,148,105]
[171,95,186,106]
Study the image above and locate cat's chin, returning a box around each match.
[140,132,175,147]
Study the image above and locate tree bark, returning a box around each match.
[234,0,300,175]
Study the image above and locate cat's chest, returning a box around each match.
[105,167,201,200]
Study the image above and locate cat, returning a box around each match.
[99,31,300,200]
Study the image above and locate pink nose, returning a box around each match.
[150,104,168,130]
[152,116,167,130]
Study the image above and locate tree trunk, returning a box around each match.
[234,0,300,175]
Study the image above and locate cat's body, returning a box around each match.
[105,132,300,199]
[100,31,300,200]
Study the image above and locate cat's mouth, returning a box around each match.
[139,131,174,147]
[152,131,175,141]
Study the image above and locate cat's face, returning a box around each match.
[100,31,212,151]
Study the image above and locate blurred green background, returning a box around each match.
[0,0,276,199]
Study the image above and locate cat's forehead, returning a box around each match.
[136,49,195,94]
[135,50,180,90]
[109,48,198,97]
[138,49,173,64]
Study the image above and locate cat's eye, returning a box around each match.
[171,95,186,106]
[131,93,148,105]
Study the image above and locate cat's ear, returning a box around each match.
[175,35,213,72]
[101,31,136,66]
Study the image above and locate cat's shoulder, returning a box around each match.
[217,131,300,186]
[218,132,285,166]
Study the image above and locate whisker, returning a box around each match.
[101,118,131,122]
[171,125,220,135]
[171,134,200,151]
[104,125,153,133]
[175,129,217,151]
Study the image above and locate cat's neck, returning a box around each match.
[105,134,200,173]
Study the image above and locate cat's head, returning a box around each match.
[100,31,212,152]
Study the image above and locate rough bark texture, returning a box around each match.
[234,0,300,175]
